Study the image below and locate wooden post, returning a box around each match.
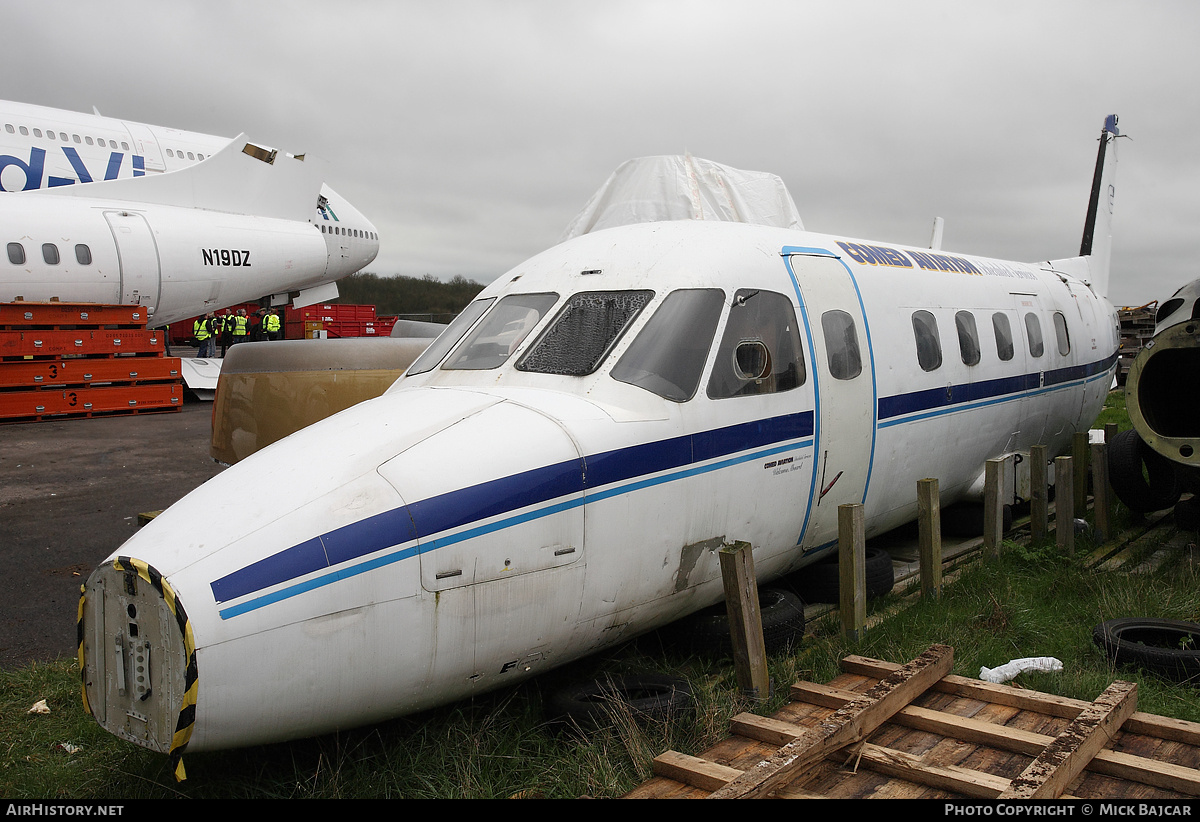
[1055,455,1075,555]
[1091,441,1111,543]
[1104,423,1118,511]
[1072,431,1090,516]
[984,458,1004,557]
[1030,444,1048,544]
[718,541,770,701]
[917,478,942,599]
[838,503,866,641]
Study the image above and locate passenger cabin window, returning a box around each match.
[75,244,91,265]
[406,297,495,376]
[707,289,806,398]
[7,242,25,265]
[1024,312,1044,358]
[42,244,59,265]
[912,310,942,372]
[820,309,862,380]
[1053,312,1070,356]
[611,289,725,402]
[443,292,559,371]
[992,312,1014,361]
[517,290,652,376]
[955,310,981,366]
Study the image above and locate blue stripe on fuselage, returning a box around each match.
[210,410,815,613]
[210,350,1115,618]
[877,353,1117,427]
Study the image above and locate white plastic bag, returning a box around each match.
[979,657,1063,683]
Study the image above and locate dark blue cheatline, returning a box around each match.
[210,410,815,614]
[878,354,1116,427]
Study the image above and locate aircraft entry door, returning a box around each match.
[104,211,162,317]
[786,251,877,549]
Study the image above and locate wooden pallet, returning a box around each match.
[625,644,1200,799]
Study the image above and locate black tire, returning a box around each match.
[546,674,693,728]
[793,545,895,604]
[678,587,807,656]
[1108,429,1182,513]
[1092,618,1200,683]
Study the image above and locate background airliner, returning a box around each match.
[0,100,378,325]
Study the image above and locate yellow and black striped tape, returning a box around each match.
[77,557,199,782]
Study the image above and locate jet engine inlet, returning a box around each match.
[1127,321,1200,467]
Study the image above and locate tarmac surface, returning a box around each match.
[0,398,223,668]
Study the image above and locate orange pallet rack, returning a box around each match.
[0,301,183,423]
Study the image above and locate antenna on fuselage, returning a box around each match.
[929,216,944,250]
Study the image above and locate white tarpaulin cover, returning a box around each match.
[559,153,803,242]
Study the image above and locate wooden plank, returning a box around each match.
[853,741,1012,798]
[1056,455,1075,554]
[1073,431,1090,517]
[652,751,742,792]
[840,655,1200,743]
[705,644,953,798]
[839,503,866,640]
[917,478,942,599]
[984,458,1004,556]
[718,541,770,700]
[731,710,1011,798]
[999,680,1138,799]
[1030,444,1048,544]
[1091,441,1111,542]
[790,681,1200,795]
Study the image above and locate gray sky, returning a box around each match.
[6,0,1198,307]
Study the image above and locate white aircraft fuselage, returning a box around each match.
[0,100,378,325]
[79,120,1121,778]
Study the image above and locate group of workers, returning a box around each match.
[193,307,282,358]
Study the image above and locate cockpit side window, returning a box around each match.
[517,290,652,376]
[442,292,559,371]
[611,288,724,402]
[406,297,495,376]
[707,289,806,399]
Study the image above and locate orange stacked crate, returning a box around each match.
[0,302,183,423]
[285,303,378,338]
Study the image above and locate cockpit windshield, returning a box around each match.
[611,289,725,401]
[406,297,495,376]
[516,290,653,376]
[441,293,559,371]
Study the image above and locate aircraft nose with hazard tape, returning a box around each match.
[80,123,1122,777]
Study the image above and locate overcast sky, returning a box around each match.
[5,0,1198,307]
